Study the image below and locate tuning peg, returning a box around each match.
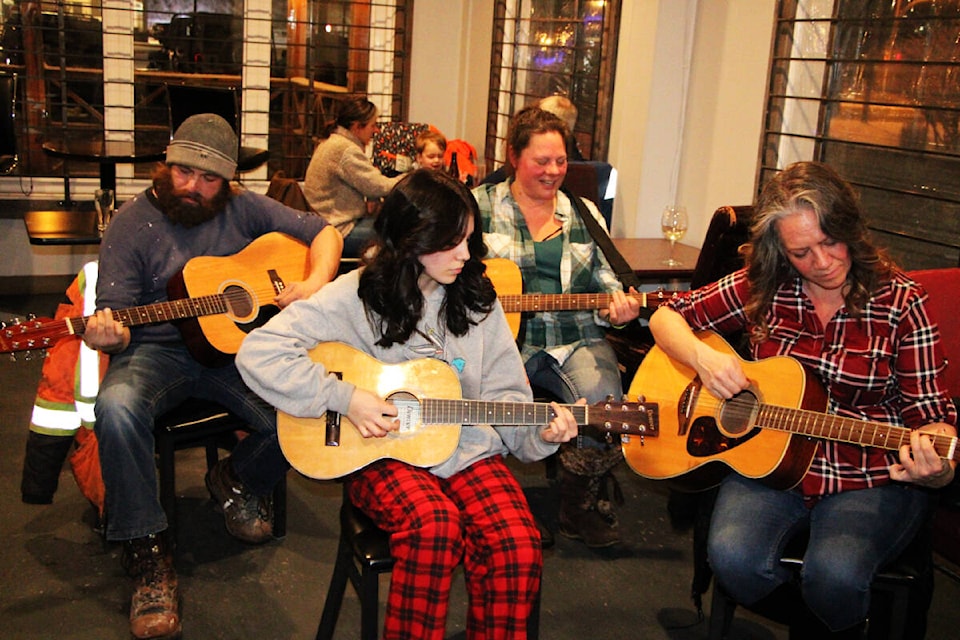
[605,393,615,402]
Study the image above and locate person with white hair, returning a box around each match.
[539,95,585,161]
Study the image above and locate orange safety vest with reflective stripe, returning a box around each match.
[29,262,106,435]
[27,262,107,514]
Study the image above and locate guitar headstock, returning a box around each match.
[641,288,683,309]
[0,316,62,355]
[586,400,659,437]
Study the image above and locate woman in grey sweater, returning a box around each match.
[303,97,402,257]
[238,169,578,638]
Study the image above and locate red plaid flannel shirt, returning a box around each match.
[668,268,957,502]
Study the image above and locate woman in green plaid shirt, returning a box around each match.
[473,106,641,548]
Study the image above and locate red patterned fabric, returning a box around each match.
[347,456,541,639]
[371,122,433,175]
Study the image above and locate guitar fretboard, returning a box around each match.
[421,398,588,426]
[757,403,959,462]
[498,290,677,314]
[65,294,234,336]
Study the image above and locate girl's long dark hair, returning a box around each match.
[359,169,496,347]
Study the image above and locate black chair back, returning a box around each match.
[0,74,16,172]
[564,161,615,228]
[690,205,753,289]
[164,83,269,173]
[166,84,240,138]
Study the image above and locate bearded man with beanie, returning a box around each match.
[82,114,343,639]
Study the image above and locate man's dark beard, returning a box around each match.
[153,168,232,228]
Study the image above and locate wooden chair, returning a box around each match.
[316,485,540,640]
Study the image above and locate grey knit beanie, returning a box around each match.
[166,113,238,180]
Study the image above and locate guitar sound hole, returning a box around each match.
[222,285,255,319]
[718,390,759,437]
[387,391,421,434]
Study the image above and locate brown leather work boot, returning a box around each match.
[122,533,180,639]
[205,456,273,544]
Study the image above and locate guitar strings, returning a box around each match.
[687,392,956,453]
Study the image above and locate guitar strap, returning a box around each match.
[562,187,642,291]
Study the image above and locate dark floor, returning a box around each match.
[2,294,959,639]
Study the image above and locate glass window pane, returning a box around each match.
[763,0,960,270]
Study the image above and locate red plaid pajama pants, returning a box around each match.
[347,455,542,639]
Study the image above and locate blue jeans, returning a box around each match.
[525,340,622,448]
[708,473,930,631]
[342,216,376,258]
[94,342,285,541]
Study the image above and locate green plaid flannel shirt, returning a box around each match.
[473,179,623,365]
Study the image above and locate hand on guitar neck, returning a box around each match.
[889,423,957,489]
[82,308,130,354]
[483,258,679,338]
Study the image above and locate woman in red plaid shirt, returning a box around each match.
[649,161,957,637]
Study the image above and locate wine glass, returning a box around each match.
[660,205,688,266]
[95,188,115,236]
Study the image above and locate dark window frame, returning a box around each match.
[760,0,960,269]
[484,0,621,172]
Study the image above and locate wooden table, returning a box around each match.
[42,136,167,193]
[24,209,100,245]
[611,238,700,281]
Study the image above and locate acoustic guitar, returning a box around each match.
[0,232,309,366]
[623,331,960,491]
[277,341,659,480]
[483,258,677,338]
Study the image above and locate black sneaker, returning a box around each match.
[205,457,273,544]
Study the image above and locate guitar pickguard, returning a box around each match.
[686,388,762,457]
[235,305,281,334]
[686,416,761,457]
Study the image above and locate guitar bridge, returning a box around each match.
[677,381,700,435]
[325,370,342,446]
[268,269,286,295]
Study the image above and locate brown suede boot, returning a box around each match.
[122,533,180,640]
[556,442,624,548]
[557,468,621,547]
